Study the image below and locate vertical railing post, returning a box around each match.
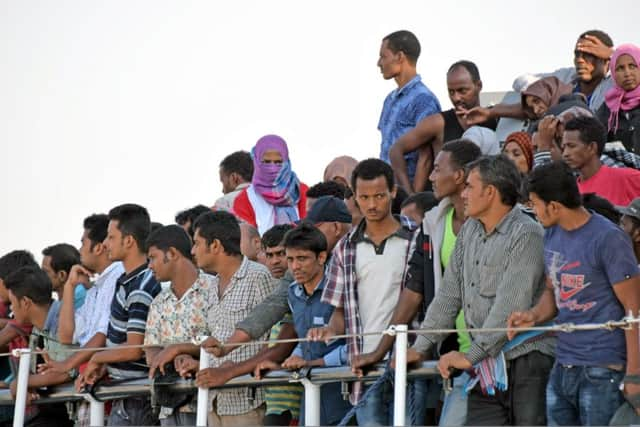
[393,324,408,427]
[88,397,105,426]
[196,346,210,427]
[300,378,321,426]
[12,349,32,427]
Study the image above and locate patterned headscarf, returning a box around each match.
[504,131,534,172]
[605,44,640,133]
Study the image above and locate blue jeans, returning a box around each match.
[439,371,469,426]
[546,363,624,426]
[355,379,433,426]
[107,397,158,426]
[160,411,196,426]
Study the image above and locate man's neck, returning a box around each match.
[30,303,52,330]
[94,258,112,275]
[364,214,400,240]
[478,204,512,235]
[394,68,417,90]
[450,192,466,222]
[578,76,603,97]
[215,255,243,285]
[557,207,591,231]
[579,158,602,180]
[302,271,324,296]
[122,252,148,275]
[171,262,199,299]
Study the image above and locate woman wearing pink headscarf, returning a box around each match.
[232,135,308,235]
[597,43,640,154]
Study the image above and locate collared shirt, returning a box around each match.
[378,75,441,181]
[74,261,124,346]
[206,257,276,416]
[30,301,78,376]
[213,182,251,212]
[106,264,161,379]
[412,206,555,365]
[321,215,417,403]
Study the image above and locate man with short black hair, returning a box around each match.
[174,205,210,238]
[261,224,294,280]
[214,151,254,211]
[240,222,262,262]
[305,180,347,211]
[41,243,82,305]
[509,161,640,425]
[399,191,439,224]
[562,116,640,205]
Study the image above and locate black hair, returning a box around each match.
[175,205,211,226]
[351,158,395,192]
[442,139,483,169]
[448,60,481,83]
[564,116,607,156]
[42,244,81,275]
[383,30,421,64]
[261,224,294,249]
[466,155,522,207]
[192,211,241,256]
[83,214,109,248]
[392,186,409,215]
[0,250,38,281]
[219,151,254,182]
[526,161,582,209]
[582,193,621,224]
[282,223,327,255]
[150,222,163,233]
[4,266,52,305]
[146,224,193,260]
[306,181,346,200]
[400,191,439,215]
[108,204,151,252]
[579,30,614,48]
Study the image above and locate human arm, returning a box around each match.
[234,276,291,342]
[58,265,91,344]
[0,324,19,348]
[507,281,557,341]
[463,103,526,127]
[38,333,106,374]
[576,35,614,60]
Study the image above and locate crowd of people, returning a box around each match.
[1,28,640,427]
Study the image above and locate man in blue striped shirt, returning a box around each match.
[75,204,161,426]
[377,30,441,185]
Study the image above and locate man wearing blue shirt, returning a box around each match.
[377,30,440,186]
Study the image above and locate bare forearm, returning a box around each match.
[61,334,106,370]
[328,308,345,335]
[489,103,526,120]
[530,288,558,324]
[58,284,78,344]
[28,372,70,388]
[145,347,161,366]
[91,346,144,365]
[390,144,413,193]
[372,289,422,358]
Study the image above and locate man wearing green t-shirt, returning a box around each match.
[352,139,481,425]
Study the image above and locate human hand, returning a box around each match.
[194,367,233,388]
[576,35,614,60]
[37,351,69,375]
[623,381,640,415]
[66,264,91,288]
[437,351,472,379]
[148,346,177,378]
[174,354,199,378]
[307,326,336,344]
[201,337,227,358]
[507,310,536,340]
[351,351,383,377]
[281,355,307,370]
[253,360,281,379]
[460,106,492,126]
[534,116,560,152]
[390,347,425,370]
[9,380,39,403]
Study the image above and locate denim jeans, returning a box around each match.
[160,411,196,426]
[107,397,158,426]
[354,379,434,426]
[546,363,624,426]
[439,371,469,426]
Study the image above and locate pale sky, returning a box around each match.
[1,0,638,259]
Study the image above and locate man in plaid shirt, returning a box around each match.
[309,158,418,426]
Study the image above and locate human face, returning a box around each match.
[8,290,28,325]
[191,229,215,271]
[447,67,481,112]
[574,38,607,83]
[345,196,362,226]
[528,192,560,228]
[79,229,99,272]
[620,215,640,241]
[377,39,402,80]
[503,141,530,174]
[262,150,283,165]
[614,54,640,92]
[525,95,548,119]
[314,221,348,253]
[240,223,260,262]
[561,130,596,170]
[429,151,461,199]
[219,167,235,195]
[104,220,126,262]
[354,176,395,223]
[264,245,287,279]
[41,256,63,292]
[461,169,491,219]
[286,247,325,287]
[147,246,171,282]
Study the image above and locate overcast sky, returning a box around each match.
[1,0,638,259]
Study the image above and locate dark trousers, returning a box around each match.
[466,351,553,426]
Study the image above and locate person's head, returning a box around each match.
[582,193,621,224]
[447,60,482,112]
[377,30,421,80]
[521,77,573,120]
[219,151,253,195]
[146,225,193,282]
[306,181,347,212]
[175,205,211,238]
[611,44,640,93]
[461,126,499,155]
[253,134,288,170]
[106,204,151,261]
[430,139,482,200]
[191,211,241,271]
[282,223,327,286]
[323,156,358,189]
[391,186,409,216]
[574,30,613,84]
[261,224,294,278]
[41,244,81,292]
[503,132,534,175]
[343,187,363,227]
[533,101,593,161]
[561,116,606,170]
[463,155,521,219]
[239,222,262,262]
[617,198,640,251]
[305,196,352,252]
[0,250,38,303]
[400,191,439,224]
[525,161,582,227]
[80,214,109,273]
[5,266,52,325]
[351,158,396,223]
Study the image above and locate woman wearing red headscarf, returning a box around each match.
[503,131,534,175]
[597,43,640,154]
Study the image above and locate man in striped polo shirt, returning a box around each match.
[75,204,161,426]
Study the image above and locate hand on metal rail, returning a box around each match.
[174,354,198,378]
[506,310,536,340]
[390,348,426,370]
[281,354,307,370]
[36,350,68,375]
[307,326,336,344]
[76,361,106,391]
[351,352,383,377]
[9,380,38,404]
[200,337,227,357]
[253,360,280,380]
[195,362,235,388]
[148,346,179,378]
[437,351,471,379]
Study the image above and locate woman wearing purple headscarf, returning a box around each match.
[232,135,308,235]
[597,43,640,154]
